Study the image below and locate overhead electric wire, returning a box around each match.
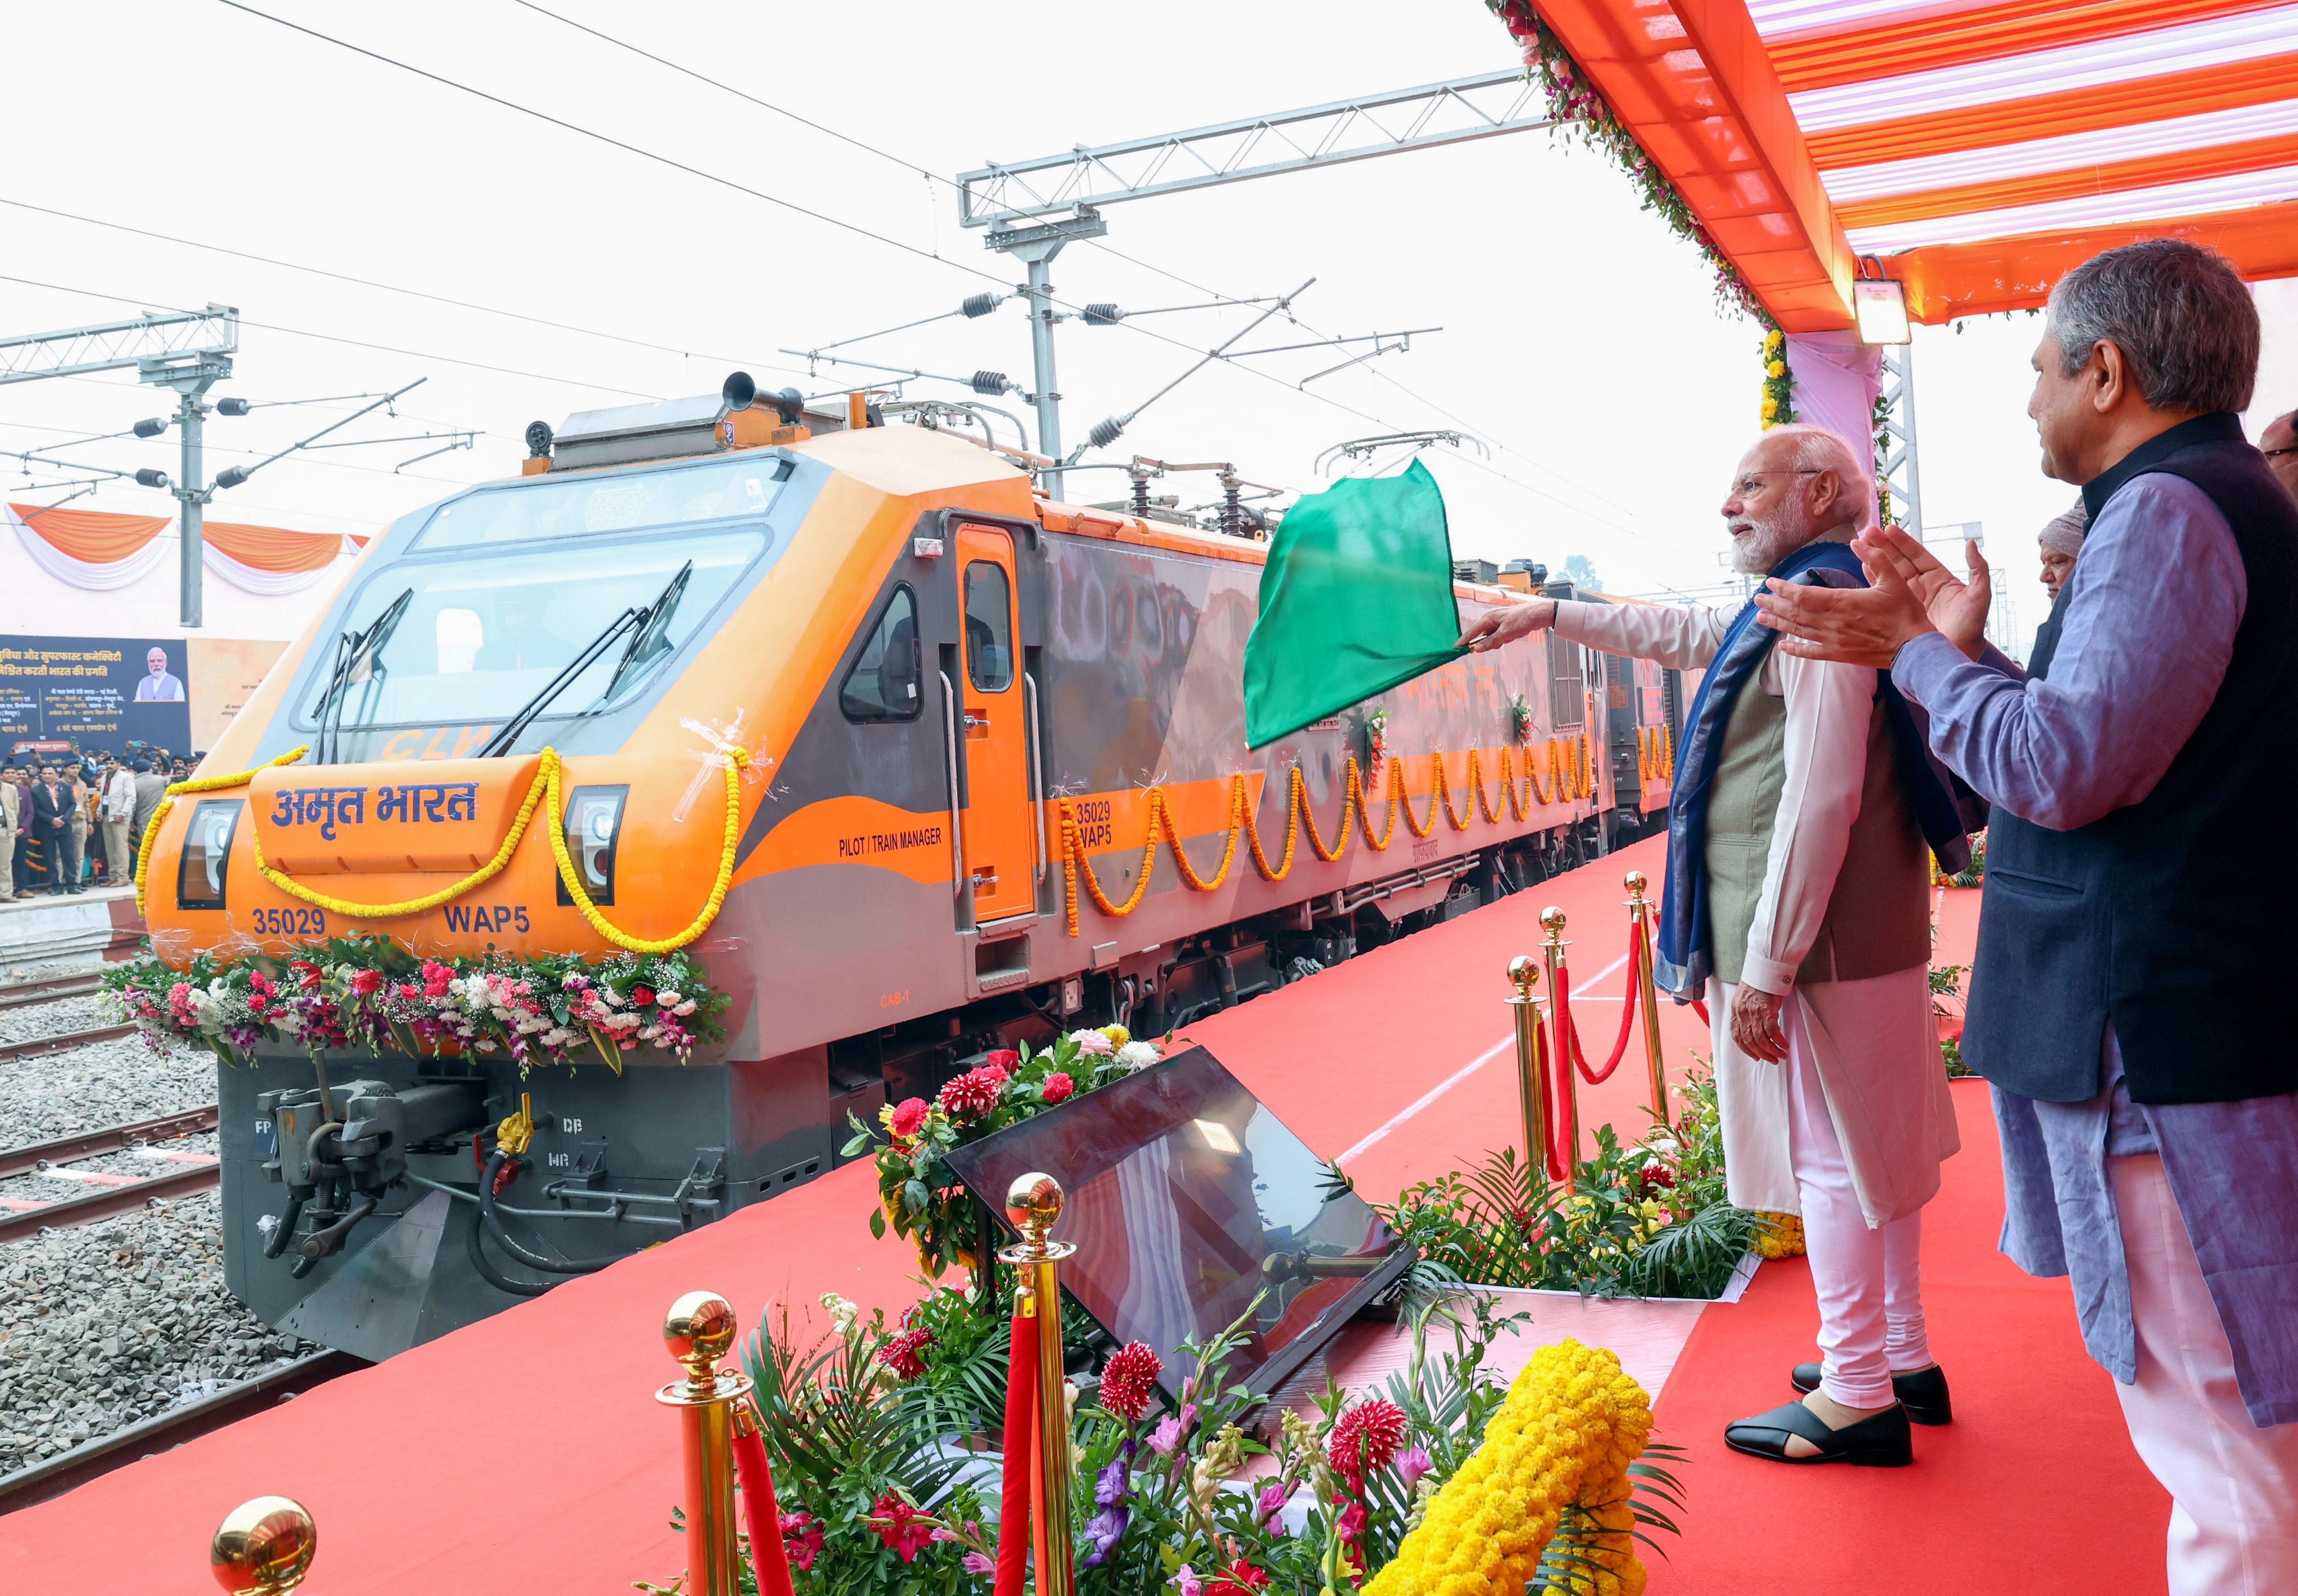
[0,196,818,390]
[167,2,1694,558]
[476,3,1700,557]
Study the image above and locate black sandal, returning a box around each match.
[1791,1362,1952,1426]
[1724,1399,1912,1467]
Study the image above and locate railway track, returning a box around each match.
[0,1106,222,1242]
[0,976,102,1010]
[0,1348,366,1515]
[0,1024,138,1064]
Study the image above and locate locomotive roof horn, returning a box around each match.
[721,372,805,426]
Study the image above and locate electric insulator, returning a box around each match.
[134,468,170,489]
[1082,303,1124,326]
[961,293,1001,319]
[215,397,251,417]
[132,417,168,439]
[524,420,555,458]
[1088,416,1125,449]
[970,371,1008,396]
[214,465,250,490]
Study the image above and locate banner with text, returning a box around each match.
[0,634,194,762]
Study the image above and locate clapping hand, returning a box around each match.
[1753,528,1991,668]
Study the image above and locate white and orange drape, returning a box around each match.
[7,502,362,595]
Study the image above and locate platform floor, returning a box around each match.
[0,840,2176,1592]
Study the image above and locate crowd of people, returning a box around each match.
[1462,238,2297,1596]
[0,748,189,899]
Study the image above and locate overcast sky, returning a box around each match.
[4,1,2293,610]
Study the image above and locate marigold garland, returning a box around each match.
[1760,325,1795,429]
[1056,741,1596,935]
[1636,726,1676,784]
[1364,1338,1653,1596]
[1753,1211,1806,1259]
[135,741,752,958]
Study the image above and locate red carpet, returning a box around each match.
[0,854,2178,1593]
[1648,1084,2169,1593]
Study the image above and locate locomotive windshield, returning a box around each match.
[412,455,788,550]
[303,524,766,731]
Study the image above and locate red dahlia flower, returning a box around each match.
[1099,1341,1162,1421]
[936,1066,1006,1118]
[1329,1396,1408,1489]
[877,1326,933,1381]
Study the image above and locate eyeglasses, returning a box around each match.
[1731,470,1824,495]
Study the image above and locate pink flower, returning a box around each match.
[1040,1072,1074,1105]
[870,1494,934,1563]
[1070,1030,1113,1056]
[1099,1341,1162,1421]
[1329,1396,1408,1489]
[349,969,383,995]
[1171,1567,1204,1596]
[1396,1443,1433,1493]
[889,1097,929,1138]
[778,1512,823,1571]
[962,1551,994,1574]
[1253,1482,1289,1527]
[1146,1414,1184,1456]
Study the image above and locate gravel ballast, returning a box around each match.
[1,1029,215,1144]
[0,1190,299,1475]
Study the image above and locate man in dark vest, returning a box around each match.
[1754,238,2298,1595]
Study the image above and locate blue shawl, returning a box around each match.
[1653,539,1973,997]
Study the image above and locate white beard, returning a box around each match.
[1730,501,1812,574]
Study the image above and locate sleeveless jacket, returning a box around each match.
[1962,413,2298,1104]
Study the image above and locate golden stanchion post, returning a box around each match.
[211,1497,317,1595]
[1000,1172,1077,1596]
[1540,905,1580,1194]
[1625,870,1671,1135]
[1505,956,1548,1185]
[656,1290,756,1596]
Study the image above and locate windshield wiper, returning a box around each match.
[475,605,642,759]
[315,587,413,765]
[597,561,693,707]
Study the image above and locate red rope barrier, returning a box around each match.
[1550,924,1643,1089]
[1690,998,1711,1026]
[731,1421,798,1596]
[994,1310,1036,1596]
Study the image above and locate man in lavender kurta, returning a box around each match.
[1756,239,2298,1596]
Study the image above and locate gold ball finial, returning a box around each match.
[211,1496,316,1596]
[1540,905,1567,935]
[1507,955,1540,994]
[663,1291,738,1383]
[1624,869,1647,894]
[1006,1171,1064,1242]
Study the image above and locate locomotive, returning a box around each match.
[137,379,1685,1357]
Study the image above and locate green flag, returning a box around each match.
[1243,458,1465,748]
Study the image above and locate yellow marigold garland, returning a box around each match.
[136,742,752,957]
[1055,740,1597,935]
[1753,1211,1806,1259]
[1364,1338,1653,1596]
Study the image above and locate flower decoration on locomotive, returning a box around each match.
[1507,693,1533,746]
[100,935,728,1071]
[846,1025,1164,1277]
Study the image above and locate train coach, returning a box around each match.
[134,379,1683,1355]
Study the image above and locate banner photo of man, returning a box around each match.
[0,635,193,761]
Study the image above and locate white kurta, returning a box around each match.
[1551,595,1958,1226]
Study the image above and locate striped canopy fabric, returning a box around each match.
[1528,0,2298,326]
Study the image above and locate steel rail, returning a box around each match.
[0,1161,220,1244]
[0,1105,220,1181]
[0,1023,137,1063]
[0,976,102,1010]
[0,1348,365,1515]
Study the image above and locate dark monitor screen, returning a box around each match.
[943,1045,1409,1401]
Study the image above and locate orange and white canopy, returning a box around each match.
[8,501,362,597]
[1529,0,2298,327]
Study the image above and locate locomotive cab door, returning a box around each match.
[955,522,1033,922]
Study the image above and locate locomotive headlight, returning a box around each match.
[556,785,628,907]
